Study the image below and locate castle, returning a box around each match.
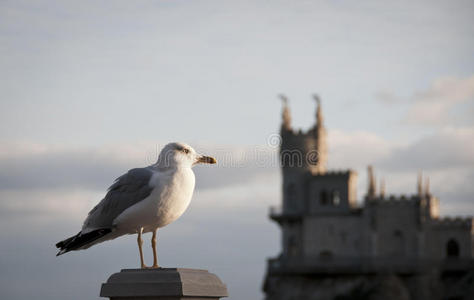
[263,96,474,300]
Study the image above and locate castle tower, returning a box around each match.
[272,95,357,260]
[279,95,328,212]
[279,95,327,175]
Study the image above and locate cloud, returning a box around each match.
[1,130,472,220]
[404,75,474,126]
[2,125,472,200]
[0,142,278,191]
[378,127,474,171]
[0,168,281,223]
[0,142,147,191]
[374,90,399,104]
[324,127,474,213]
[0,188,103,222]
[327,125,474,174]
[328,129,393,169]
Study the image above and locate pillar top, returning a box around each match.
[100,268,228,299]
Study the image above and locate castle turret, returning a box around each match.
[312,94,327,174]
[367,165,376,199]
[425,176,430,197]
[423,175,439,218]
[279,94,291,131]
[380,177,386,198]
[417,171,423,197]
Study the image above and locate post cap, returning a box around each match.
[100,268,228,299]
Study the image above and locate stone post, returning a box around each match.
[100,268,228,300]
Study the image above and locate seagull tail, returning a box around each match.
[55,228,112,256]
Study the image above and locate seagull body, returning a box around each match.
[56,142,216,268]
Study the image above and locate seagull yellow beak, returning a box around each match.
[196,155,217,164]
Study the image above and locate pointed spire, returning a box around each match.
[417,171,423,196]
[311,94,327,173]
[279,94,291,131]
[312,94,323,128]
[425,176,430,196]
[368,165,376,198]
[380,177,385,198]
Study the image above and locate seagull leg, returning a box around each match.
[137,227,148,269]
[151,228,160,268]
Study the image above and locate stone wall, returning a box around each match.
[263,269,474,300]
[426,218,473,259]
[303,215,364,257]
[371,198,420,258]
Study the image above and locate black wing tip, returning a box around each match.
[56,249,68,256]
[55,232,81,249]
[55,228,112,257]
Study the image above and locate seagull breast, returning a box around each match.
[112,166,196,233]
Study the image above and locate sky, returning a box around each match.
[0,1,473,299]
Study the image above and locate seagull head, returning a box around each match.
[156,142,217,169]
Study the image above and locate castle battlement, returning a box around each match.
[384,194,418,204]
[283,128,313,136]
[309,170,355,177]
[430,217,473,229]
[366,194,422,205]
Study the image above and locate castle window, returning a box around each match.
[340,231,347,244]
[319,250,333,258]
[286,183,296,210]
[287,184,295,200]
[392,230,405,256]
[331,189,340,205]
[288,236,297,256]
[446,239,460,258]
[320,190,328,205]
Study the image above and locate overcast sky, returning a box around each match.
[1,1,473,300]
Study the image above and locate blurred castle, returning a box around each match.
[263,96,474,300]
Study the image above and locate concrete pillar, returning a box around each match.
[100,268,228,300]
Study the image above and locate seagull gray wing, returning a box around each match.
[82,167,155,231]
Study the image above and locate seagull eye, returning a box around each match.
[183,148,190,154]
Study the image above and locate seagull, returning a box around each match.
[55,142,216,268]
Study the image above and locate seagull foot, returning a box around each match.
[140,264,161,269]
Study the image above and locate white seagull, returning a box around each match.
[55,142,216,268]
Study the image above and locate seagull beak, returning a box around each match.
[196,155,217,164]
